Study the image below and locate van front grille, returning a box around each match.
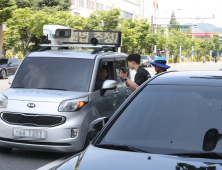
[1,113,66,127]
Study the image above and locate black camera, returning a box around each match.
[120,67,127,74]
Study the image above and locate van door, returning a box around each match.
[94,59,117,118]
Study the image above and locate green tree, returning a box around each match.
[0,0,16,58]
[169,11,178,29]
[88,8,123,31]
[17,51,24,61]
[212,37,221,58]
[5,7,49,55]
[15,0,71,11]
[6,50,13,58]
[15,0,38,9]
[37,0,71,11]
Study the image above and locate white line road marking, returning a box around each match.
[37,154,73,170]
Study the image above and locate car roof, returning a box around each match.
[28,50,126,60]
[149,71,222,87]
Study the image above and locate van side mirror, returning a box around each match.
[100,80,117,96]
[88,117,109,141]
[8,75,14,84]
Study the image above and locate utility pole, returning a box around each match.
[154,0,157,56]
[151,15,153,55]
[0,23,3,58]
[166,27,169,61]
[180,28,182,63]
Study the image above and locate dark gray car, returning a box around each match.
[54,71,222,170]
[0,58,20,79]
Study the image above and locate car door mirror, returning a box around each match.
[8,75,14,84]
[8,62,12,66]
[88,117,109,141]
[100,80,117,96]
[202,128,222,151]
[101,80,117,90]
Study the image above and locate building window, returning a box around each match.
[121,11,133,19]
[90,1,93,10]
[87,0,89,8]
[74,12,80,16]
[79,0,84,8]
[96,3,98,10]
[102,4,104,10]
[73,0,75,5]
[93,2,95,10]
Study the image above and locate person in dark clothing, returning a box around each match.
[119,54,151,92]
[215,57,217,64]
[95,66,109,90]
[149,57,170,75]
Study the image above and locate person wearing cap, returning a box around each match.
[149,57,170,74]
[119,54,151,92]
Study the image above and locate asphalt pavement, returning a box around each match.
[0,61,221,170]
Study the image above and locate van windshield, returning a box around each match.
[12,57,94,92]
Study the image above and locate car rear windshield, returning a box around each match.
[12,57,94,92]
[0,59,8,65]
[99,85,222,154]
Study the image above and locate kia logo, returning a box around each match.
[27,103,36,108]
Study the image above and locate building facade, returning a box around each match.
[71,0,145,20]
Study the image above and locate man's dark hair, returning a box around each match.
[127,54,141,64]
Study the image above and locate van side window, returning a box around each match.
[95,61,115,90]
[115,60,125,83]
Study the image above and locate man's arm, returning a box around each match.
[125,79,139,92]
[119,70,139,92]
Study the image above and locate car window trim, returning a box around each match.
[114,59,125,84]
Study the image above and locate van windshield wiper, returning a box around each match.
[168,152,222,158]
[96,144,152,153]
[36,88,67,91]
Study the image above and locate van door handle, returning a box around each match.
[114,91,118,94]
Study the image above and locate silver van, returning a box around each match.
[0,48,131,152]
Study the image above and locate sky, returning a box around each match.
[144,0,222,28]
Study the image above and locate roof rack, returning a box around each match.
[39,44,117,54]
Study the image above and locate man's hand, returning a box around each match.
[119,70,128,79]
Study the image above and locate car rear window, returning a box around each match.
[99,85,222,154]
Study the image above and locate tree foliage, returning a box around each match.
[6,50,13,58]
[2,6,222,62]
[5,7,49,55]
[15,0,71,11]
[17,51,23,61]
[0,0,16,23]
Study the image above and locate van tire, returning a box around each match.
[0,147,13,153]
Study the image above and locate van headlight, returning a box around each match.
[0,94,8,108]
[58,97,88,112]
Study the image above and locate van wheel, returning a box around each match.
[0,69,6,79]
[0,147,13,153]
